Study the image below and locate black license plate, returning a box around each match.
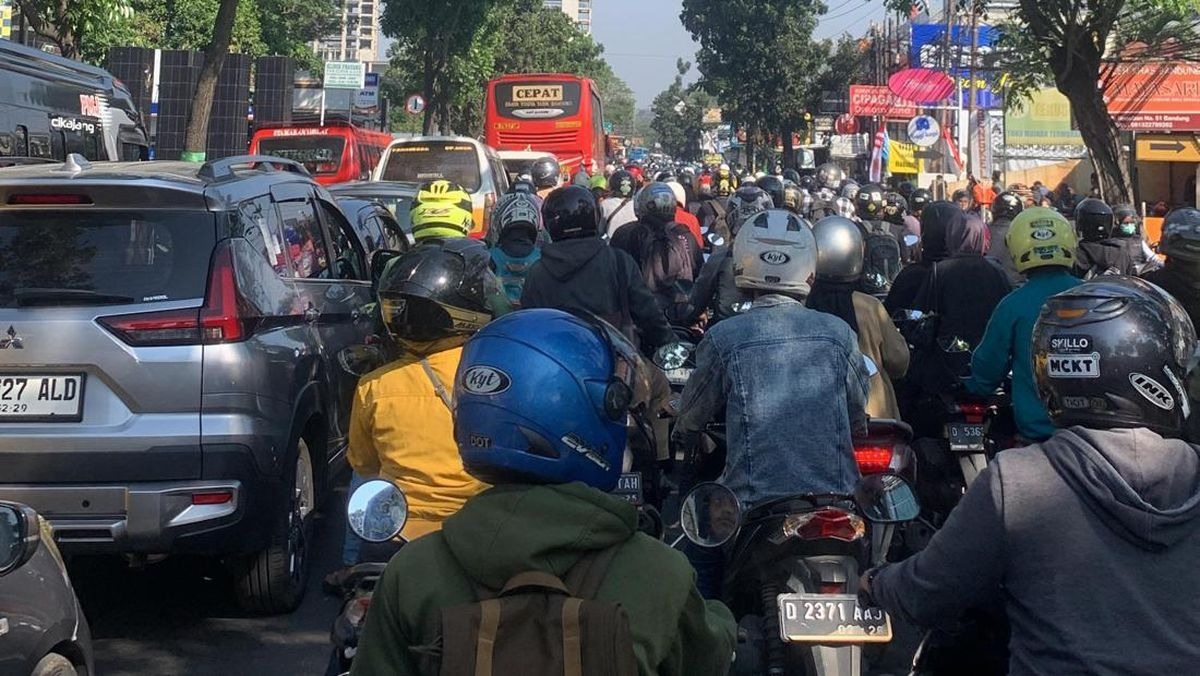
[777,593,892,643]
[612,472,643,505]
[947,422,986,451]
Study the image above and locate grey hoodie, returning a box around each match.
[872,426,1200,676]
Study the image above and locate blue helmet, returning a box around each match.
[454,309,644,491]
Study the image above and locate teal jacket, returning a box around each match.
[351,482,736,676]
[964,268,1081,440]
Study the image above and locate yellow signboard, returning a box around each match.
[1,1,10,40]
[512,85,564,102]
[888,140,920,174]
[1136,134,1200,162]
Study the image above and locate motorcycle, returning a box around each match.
[681,475,920,676]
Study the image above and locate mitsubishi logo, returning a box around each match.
[0,326,22,349]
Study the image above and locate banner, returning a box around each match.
[1005,87,1084,147]
[910,24,1002,109]
[1103,62,1200,131]
[869,129,890,182]
[888,140,920,174]
[849,85,919,119]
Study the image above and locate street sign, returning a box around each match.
[405,94,426,115]
[1136,134,1200,162]
[835,114,859,135]
[324,61,366,90]
[813,115,835,133]
[907,115,940,147]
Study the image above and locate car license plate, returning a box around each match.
[664,367,692,386]
[777,593,892,643]
[612,472,643,505]
[0,375,85,422]
[947,422,986,451]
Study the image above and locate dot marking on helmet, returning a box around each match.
[461,366,512,395]
[1130,372,1174,410]
[759,250,791,265]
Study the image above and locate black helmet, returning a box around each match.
[1158,207,1200,262]
[854,183,886,221]
[530,156,561,190]
[1034,276,1197,437]
[898,181,915,200]
[634,182,678,226]
[882,192,908,225]
[756,175,786,209]
[782,168,801,184]
[542,185,600,241]
[377,238,497,355]
[1074,198,1114,242]
[815,163,844,190]
[1112,203,1140,237]
[909,188,932,215]
[608,170,636,198]
[992,191,1024,222]
[799,174,816,192]
[509,179,536,195]
[654,170,676,183]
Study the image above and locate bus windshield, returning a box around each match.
[257,135,346,175]
[379,142,482,191]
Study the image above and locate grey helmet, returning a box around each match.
[634,182,678,226]
[812,216,865,283]
[816,163,844,190]
[726,186,774,236]
[1159,207,1200,263]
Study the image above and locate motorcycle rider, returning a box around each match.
[1073,198,1134,278]
[909,187,932,219]
[808,215,910,419]
[410,180,475,243]
[685,186,774,325]
[610,182,704,323]
[715,163,737,197]
[863,276,1200,676]
[962,207,1081,442]
[855,183,902,297]
[882,191,920,265]
[530,156,562,201]
[667,180,703,247]
[810,163,845,219]
[1143,206,1200,327]
[1112,203,1161,275]
[988,190,1025,284]
[756,174,786,209]
[488,192,545,308]
[348,239,498,542]
[601,169,639,237]
[352,309,737,676]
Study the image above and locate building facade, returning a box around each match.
[312,0,380,63]
[543,0,592,35]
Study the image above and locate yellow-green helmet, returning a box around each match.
[1006,207,1078,274]
[414,179,472,212]
[410,201,473,240]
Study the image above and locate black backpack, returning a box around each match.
[861,222,902,296]
[638,223,696,321]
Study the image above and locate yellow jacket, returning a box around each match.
[348,347,487,540]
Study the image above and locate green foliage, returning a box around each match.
[650,60,712,159]
[14,0,132,59]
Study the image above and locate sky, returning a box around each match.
[591,0,888,109]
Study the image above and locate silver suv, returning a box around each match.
[0,155,379,613]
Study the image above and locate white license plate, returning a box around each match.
[947,422,986,451]
[0,375,85,421]
[664,368,693,386]
[777,593,893,643]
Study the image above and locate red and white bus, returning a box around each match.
[249,120,392,186]
[484,74,606,176]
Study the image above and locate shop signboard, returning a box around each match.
[910,24,1002,109]
[1103,62,1200,132]
[849,85,918,119]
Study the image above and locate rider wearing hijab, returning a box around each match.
[885,201,954,313]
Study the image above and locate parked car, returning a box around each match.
[372,136,509,238]
[0,154,379,614]
[327,181,417,249]
[0,501,94,676]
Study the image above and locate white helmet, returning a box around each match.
[666,180,687,207]
[732,209,817,296]
[719,163,730,171]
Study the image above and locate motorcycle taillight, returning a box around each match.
[854,445,894,474]
[346,595,372,627]
[958,401,988,423]
[782,509,865,543]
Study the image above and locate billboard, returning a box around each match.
[849,85,918,119]
[1103,62,1200,131]
[1005,87,1085,147]
[910,24,1002,109]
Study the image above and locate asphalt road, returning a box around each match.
[69,488,349,676]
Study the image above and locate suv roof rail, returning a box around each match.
[198,155,312,182]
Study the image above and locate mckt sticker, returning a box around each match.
[1046,353,1100,378]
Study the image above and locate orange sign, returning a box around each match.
[1103,62,1200,131]
[849,85,919,119]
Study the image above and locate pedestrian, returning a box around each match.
[930,174,948,201]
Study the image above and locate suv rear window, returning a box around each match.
[0,210,216,308]
[257,135,346,176]
[380,142,482,191]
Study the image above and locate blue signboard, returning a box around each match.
[909,24,1002,110]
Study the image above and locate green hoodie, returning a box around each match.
[351,482,736,676]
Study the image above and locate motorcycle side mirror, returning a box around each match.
[706,231,726,248]
[370,249,403,288]
[653,342,695,371]
[680,482,741,548]
[338,343,387,377]
[347,479,408,543]
[903,234,920,247]
[855,474,920,524]
[863,355,879,377]
[938,335,972,354]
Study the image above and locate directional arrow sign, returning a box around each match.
[1137,135,1200,162]
[1149,141,1186,152]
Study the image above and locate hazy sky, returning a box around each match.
[592,0,888,108]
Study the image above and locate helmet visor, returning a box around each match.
[381,295,489,341]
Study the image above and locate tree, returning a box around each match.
[12,0,132,59]
[650,59,712,160]
[593,65,637,136]
[254,0,339,72]
[886,0,1200,203]
[182,0,240,161]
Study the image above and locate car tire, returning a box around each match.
[236,436,316,615]
[31,653,77,676]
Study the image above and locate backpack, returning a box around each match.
[437,545,638,676]
[490,247,540,307]
[860,222,902,296]
[638,223,696,321]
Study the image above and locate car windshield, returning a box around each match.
[379,142,482,192]
[0,210,216,308]
[257,135,347,176]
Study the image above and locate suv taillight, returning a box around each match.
[99,242,252,346]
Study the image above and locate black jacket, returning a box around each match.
[1074,240,1135,278]
[609,220,705,323]
[520,237,674,350]
[686,246,748,324]
[914,254,1013,348]
[1143,264,1200,329]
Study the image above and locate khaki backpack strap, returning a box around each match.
[420,358,453,411]
[562,597,584,676]
[563,544,622,600]
[474,599,502,676]
[499,571,570,596]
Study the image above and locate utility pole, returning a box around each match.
[967,4,979,178]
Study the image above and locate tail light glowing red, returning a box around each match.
[782,509,866,542]
[854,445,894,474]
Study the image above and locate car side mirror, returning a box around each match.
[0,503,41,576]
[370,249,403,288]
[347,480,408,543]
[855,474,920,524]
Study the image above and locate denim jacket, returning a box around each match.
[676,295,870,509]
